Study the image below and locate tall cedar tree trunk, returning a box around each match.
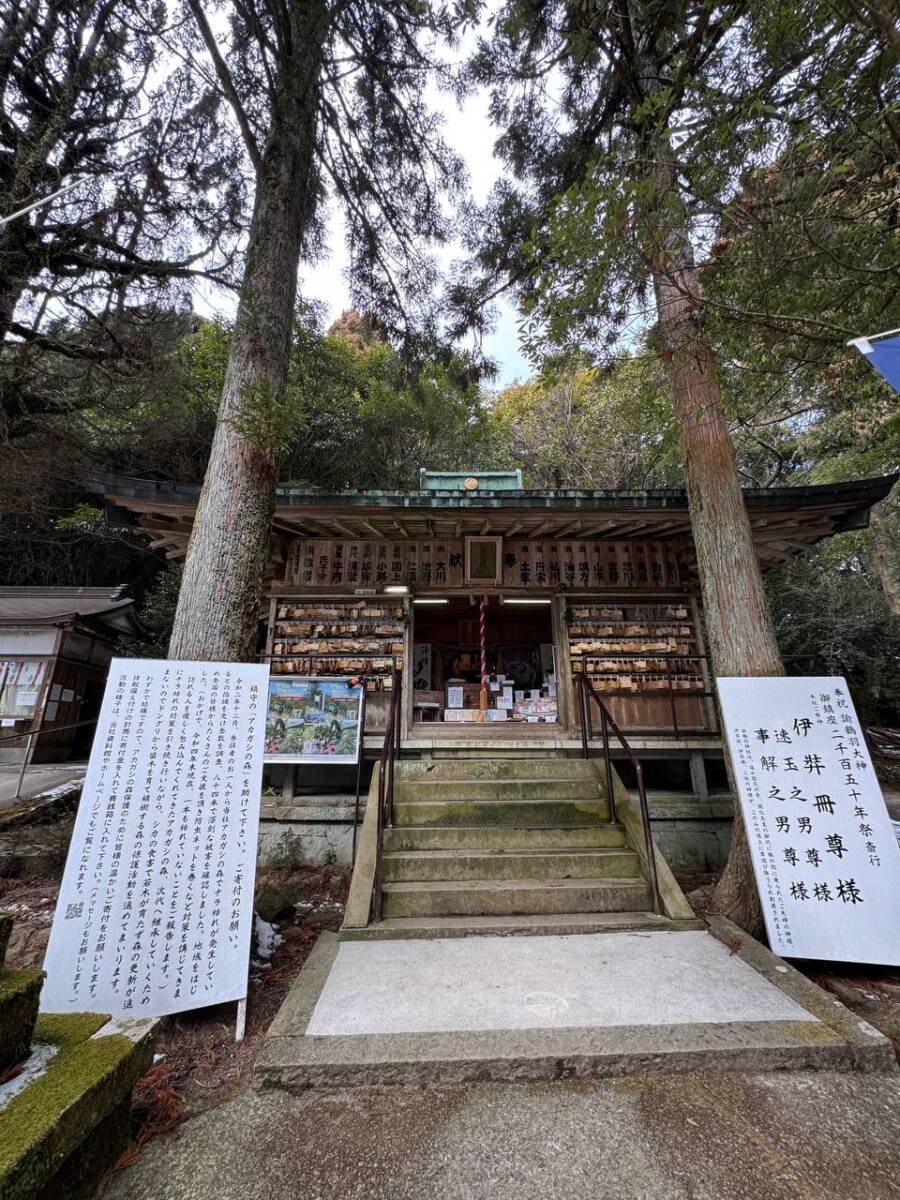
[168,18,324,661]
[870,493,900,615]
[647,148,784,937]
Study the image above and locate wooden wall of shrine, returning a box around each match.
[268,598,405,673]
[280,537,682,591]
[266,597,407,733]
[268,534,717,736]
[565,599,713,732]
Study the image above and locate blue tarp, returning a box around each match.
[854,334,900,393]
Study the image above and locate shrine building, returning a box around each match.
[88,464,891,756]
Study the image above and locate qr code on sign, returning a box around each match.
[64,902,83,920]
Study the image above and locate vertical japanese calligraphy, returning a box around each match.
[42,658,269,1018]
[718,676,900,965]
[282,538,679,590]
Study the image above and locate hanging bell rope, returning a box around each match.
[480,594,489,710]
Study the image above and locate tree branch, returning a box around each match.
[185,0,263,174]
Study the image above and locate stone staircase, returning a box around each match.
[373,757,656,931]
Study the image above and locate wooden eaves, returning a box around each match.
[80,471,898,572]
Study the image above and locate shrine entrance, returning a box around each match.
[409,594,560,729]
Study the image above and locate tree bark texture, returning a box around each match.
[645,151,784,937]
[870,490,900,615]
[168,12,325,662]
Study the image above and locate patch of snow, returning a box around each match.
[254,915,283,960]
[0,1043,58,1111]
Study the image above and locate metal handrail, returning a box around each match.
[577,670,662,915]
[0,716,99,802]
[372,666,402,924]
[0,716,99,744]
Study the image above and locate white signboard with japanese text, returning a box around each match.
[42,658,269,1018]
[718,676,900,965]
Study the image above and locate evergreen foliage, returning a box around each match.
[0,0,244,426]
[768,538,900,725]
[0,0,896,717]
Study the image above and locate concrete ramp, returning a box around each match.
[255,920,895,1088]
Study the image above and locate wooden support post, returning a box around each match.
[689,751,709,804]
[282,765,295,803]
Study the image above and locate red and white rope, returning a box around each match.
[479,595,488,694]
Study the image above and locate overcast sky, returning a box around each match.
[189,17,535,388]
[301,54,533,389]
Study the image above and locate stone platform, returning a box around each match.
[256,919,896,1089]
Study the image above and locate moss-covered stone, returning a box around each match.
[33,1012,110,1052]
[0,911,12,968]
[34,1095,132,1200]
[255,879,301,922]
[0,969,44,1072]
[0,1022,154,1200]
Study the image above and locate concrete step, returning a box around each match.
[343,911,698,940]
[381,877,653,918]
[256,929,894,1089]
[385,824,627,852]
[392,798,611,828]
[395,779,604,804]
[396,759,598,782]
[382,848,642,883]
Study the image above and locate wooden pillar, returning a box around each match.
[282,765,296,803]
[551,595,575,731]
[689,751,709,803]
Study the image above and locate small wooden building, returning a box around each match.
[0,586,143,764]
[87,468,895,866]
[89,468,894,775]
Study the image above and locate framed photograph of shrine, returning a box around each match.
[264,676,364,764]
[464,535,503,585]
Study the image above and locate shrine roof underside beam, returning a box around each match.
[81,471,898,571]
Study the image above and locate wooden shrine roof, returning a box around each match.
[81,471,897,571]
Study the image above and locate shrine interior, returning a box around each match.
[411,595,558,724]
